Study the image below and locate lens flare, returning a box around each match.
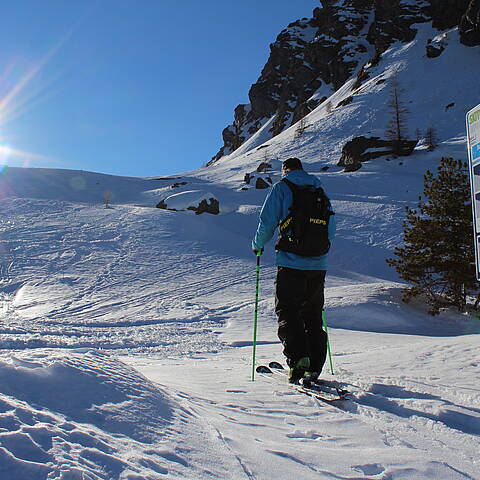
[0,144,50,165]
[0,7,94,168]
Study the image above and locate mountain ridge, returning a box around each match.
[211,0,480,164]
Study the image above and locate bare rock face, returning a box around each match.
[430,0,471,30]
[210,7,373,164]
[459,0,480,46]
[210,0,476,164]
[365,0,429,54]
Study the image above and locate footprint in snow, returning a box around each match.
[353,463,385,476]
[286,430,323,440]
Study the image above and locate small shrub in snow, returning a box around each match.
[103,190,112,209]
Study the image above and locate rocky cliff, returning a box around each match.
[210,0,480,164]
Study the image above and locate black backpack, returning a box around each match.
[275,178,334,257]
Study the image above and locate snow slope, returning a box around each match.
[1,18,480,480]
[1,155,479,480]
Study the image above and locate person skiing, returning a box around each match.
[252,157,336,383]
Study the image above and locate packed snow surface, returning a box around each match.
[1,19,480,480]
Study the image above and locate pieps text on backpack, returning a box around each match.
[275,178,334,257]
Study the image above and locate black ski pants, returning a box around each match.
[275,267,327,372]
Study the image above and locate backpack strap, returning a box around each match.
[281,178,298,191]
[278,179,298,233]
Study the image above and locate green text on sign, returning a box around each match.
[469,110,480,124]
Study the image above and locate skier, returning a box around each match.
[252,157,336,383]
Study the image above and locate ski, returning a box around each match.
[255,364,352,407]
[266,361,351,397]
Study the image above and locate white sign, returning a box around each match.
[466,103,480,280]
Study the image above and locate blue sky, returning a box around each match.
[0,0,318,177]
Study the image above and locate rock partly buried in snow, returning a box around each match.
[255,177,271,189]
[242,171,274,190]
[426,31,450,58]
[157,190,220,215]
[256,161,272,173]
[338,136,417,172]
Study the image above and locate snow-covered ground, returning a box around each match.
[1,19,480,480]
[1,152,479,479]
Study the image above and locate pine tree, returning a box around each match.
[385,79,409,155]
[387,157,479,314]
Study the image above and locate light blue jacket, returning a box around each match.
[252,169,336,270]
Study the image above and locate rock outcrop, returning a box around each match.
[211,0,478,164]
[338,136,417,172]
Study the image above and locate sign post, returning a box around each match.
[466,103,480,281]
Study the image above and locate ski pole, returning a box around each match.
[251,251,262,381]
[322,310,335,375]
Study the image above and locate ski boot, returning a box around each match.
[288,357,310,384]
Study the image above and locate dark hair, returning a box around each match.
[282,157,303,171]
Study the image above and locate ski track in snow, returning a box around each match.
[0,199,256,356]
